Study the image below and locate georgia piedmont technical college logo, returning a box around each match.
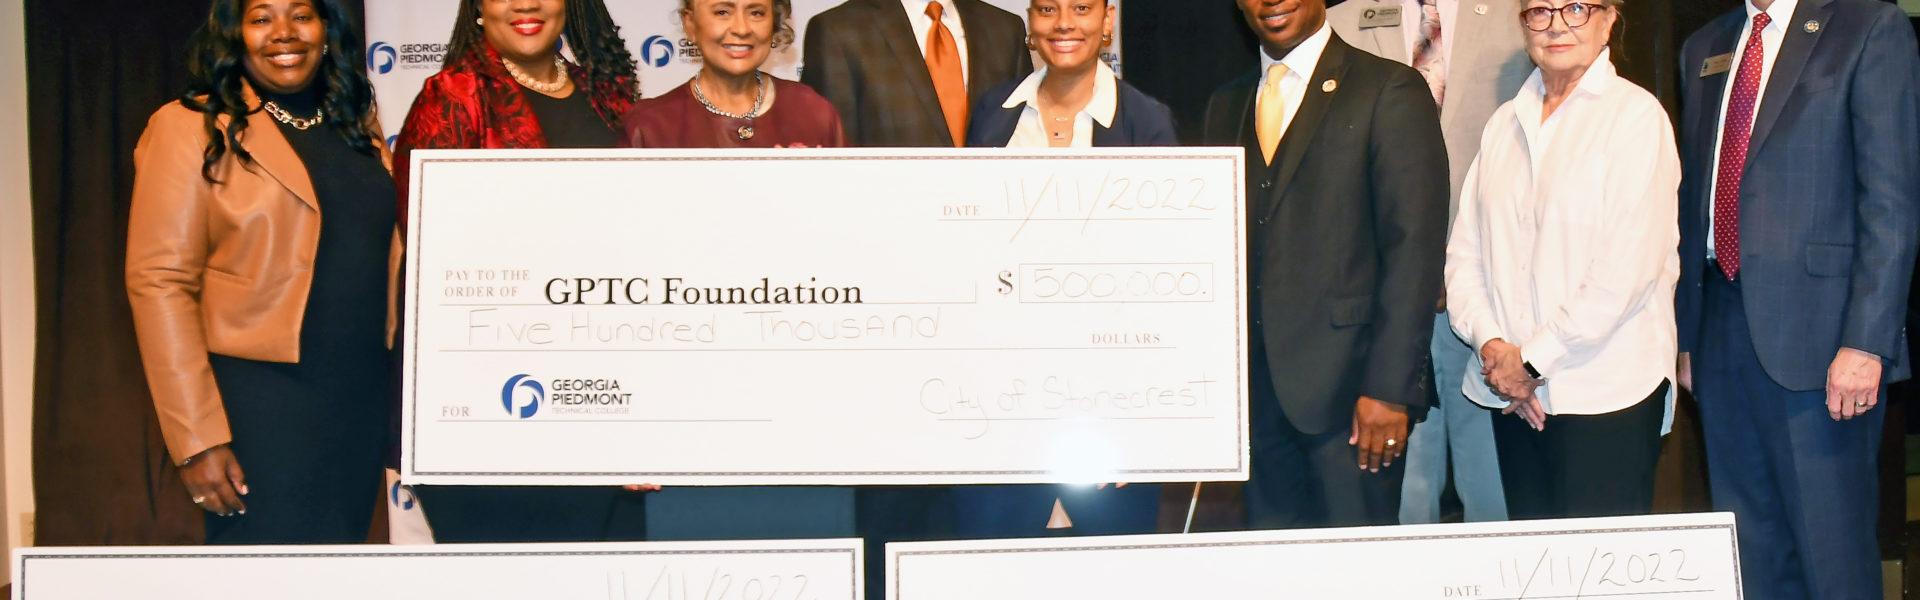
[501,374,545,419]
[389,480,417,510]
[368,41,397,74]
[641,35,674,67]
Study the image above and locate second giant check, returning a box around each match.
[402,148,1249,485]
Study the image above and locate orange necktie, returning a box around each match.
[924,1,968,146]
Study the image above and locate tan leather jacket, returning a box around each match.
[127,88,401,463]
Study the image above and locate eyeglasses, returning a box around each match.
[1521,3,1607,31]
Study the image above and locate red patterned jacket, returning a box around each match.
[392,42,636,227]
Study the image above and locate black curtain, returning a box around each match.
[27,0,365,546]
[1119,1,1260,144]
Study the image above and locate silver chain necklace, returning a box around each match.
[691,71,767,140]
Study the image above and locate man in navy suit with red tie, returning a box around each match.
[1676,1,1920,597]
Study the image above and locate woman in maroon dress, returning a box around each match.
[617,0,850,541]
[621,0,845,149]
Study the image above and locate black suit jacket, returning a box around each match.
[963,75,1179,147]
[802,0,1033,147]
[1675,0,1919,389]
[1202,35,1448,434]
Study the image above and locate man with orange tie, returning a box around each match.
[1204,0,1448,528]
[802,0,1031,147]
[800,1,1031,591]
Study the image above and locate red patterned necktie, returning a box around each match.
[1713,12,1771,279]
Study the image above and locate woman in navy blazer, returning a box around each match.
[963,1,1174,149]
[952,0,1175,540]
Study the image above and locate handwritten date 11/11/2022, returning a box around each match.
[608,564,821,600]
[993,171,1219,242]
[1486,547,1707,599]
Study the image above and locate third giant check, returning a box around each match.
[402,148,1249,485]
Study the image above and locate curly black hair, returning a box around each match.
[180,0,382,183]
[442,0,641,103]
[678,0,796,48]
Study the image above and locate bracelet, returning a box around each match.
[177,445,221,467]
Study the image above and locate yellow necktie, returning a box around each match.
[1256,63,1290,165]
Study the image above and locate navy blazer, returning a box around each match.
[1676,0,1920,389]
[963,75,1178,147]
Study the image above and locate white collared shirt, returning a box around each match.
[1446,49,1682,424]
[1707,0,1798,257]
[903,0,971,86]
[1001,61,1119,148]
[1256,22,1335,142]
[1401,0,1458,70]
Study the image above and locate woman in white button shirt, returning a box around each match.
[1443,0,1680,520]
[952,0,1175,539]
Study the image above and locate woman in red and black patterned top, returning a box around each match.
[391,0,646,544]
[392,0,639,227]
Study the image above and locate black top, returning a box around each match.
[521,85,621,148]
[256,84,396,361]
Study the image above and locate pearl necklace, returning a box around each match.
[691,71,767,141]
[503,55,569,94]
[262,101,324,130]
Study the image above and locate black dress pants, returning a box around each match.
[1242,347,1404,529]
[1491,380,1667,520]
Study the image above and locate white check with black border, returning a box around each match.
[401,148,1250,486]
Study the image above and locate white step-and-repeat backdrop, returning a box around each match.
[365,0,1123,142]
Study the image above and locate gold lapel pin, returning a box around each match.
[1804,20,1820,33]
[1323,79,1338,93]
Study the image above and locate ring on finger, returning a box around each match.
[192,496,206,504]
[1384,438,1396,446]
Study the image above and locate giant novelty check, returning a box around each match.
[15,539,861,599]
[888,513,1743,600]
[402,148,1248,485]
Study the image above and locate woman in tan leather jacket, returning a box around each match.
[126,0,399,544]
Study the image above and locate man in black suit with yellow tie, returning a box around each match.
[1204,0,1448,527]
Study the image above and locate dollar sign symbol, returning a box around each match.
[996,270,1014,296]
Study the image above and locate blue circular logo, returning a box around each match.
[641,35,674,68]
[368,42,397,75]
[389,481,416,510]
[501,374,545,419]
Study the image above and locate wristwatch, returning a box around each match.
[1522,361,1543,380]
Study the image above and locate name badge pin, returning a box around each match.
[1804,20,1821,33]
[1322,79,1338,93]
[1700,53,1734,77]
[1358,6,1401,29]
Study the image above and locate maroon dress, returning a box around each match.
[622,76,847,148]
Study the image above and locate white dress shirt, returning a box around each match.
[1446,49,1681,423]
[903,0,971,86]
[1401,0,1458,70]
[1707,0,1798,257]
[1256,22,1334,142]
[1001,61,1119,148]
